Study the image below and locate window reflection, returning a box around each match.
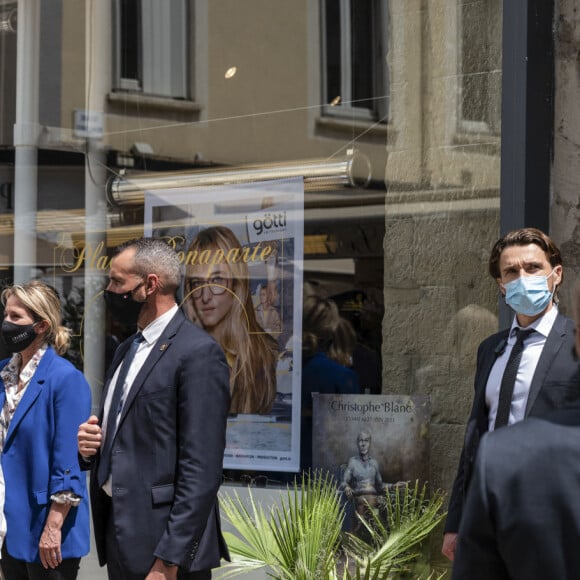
[0,1,504,486]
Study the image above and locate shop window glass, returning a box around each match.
[0,1,508,505]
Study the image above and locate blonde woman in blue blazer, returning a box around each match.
[0,281,91,579]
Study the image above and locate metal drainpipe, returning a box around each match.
[13,0,40,283]
[84,0,109,412]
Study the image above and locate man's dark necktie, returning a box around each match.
[494,328,534,430]
[97,332,144,486]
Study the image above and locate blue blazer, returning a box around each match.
[0,347,92,562]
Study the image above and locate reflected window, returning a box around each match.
[459,0,502,133]
[114,0,189,99]
[321,0,389,122]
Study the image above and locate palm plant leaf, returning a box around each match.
[220,471,345,579]
[344,481,446,577]
[220,488,282,577]
[220,475,446,580]
[270,471,344,578]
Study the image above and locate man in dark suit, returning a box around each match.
[78,238,230,579]
[442,228,580,561]
[451,401,580,579]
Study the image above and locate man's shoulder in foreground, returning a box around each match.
[483,400,580,452]
[454,406,580,580]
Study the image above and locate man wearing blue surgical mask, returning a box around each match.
[442,227,580,563]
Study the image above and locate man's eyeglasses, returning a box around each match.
[185,276,230,299]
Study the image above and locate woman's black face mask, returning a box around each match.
[0,320,38,354]
[103,281,145,328]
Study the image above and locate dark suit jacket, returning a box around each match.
[452,404,580,579]
[445,312,580,533]
[89,309,231,575]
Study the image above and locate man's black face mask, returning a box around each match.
[104,281,145,328]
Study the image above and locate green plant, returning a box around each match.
[219,472,447,580]
[220,471,343,579]
[342,481,447,579]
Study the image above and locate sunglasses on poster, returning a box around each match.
[185,276,231,299]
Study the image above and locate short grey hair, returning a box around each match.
[116,238,181,294]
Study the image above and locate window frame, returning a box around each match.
[457,0,502,135]
[113,0,190,100]
[320,0,389,124]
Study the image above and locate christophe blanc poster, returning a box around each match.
[312,394,430,533]
[144,177,304,472]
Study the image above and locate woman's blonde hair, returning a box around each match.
[185,226,278,414]
[302,292,340,358]
[1,280,70,355]
[328,316,356,367]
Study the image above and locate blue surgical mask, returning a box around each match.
[503,271,555,317]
